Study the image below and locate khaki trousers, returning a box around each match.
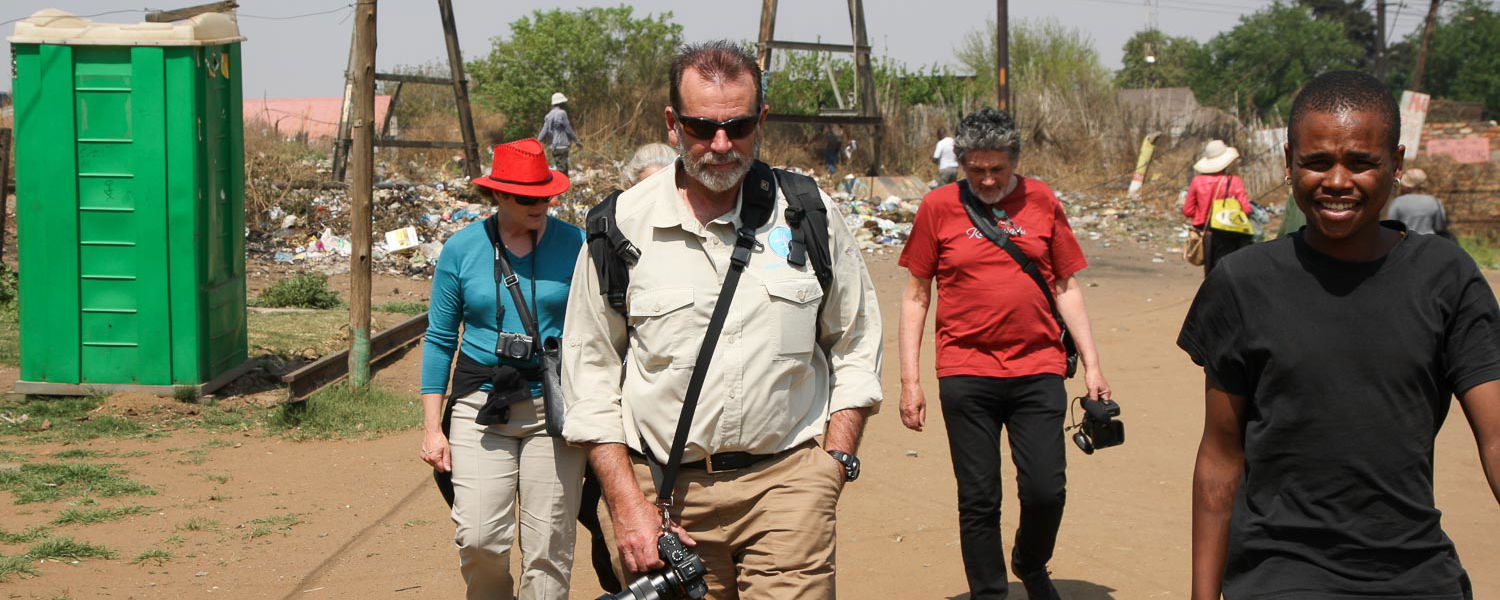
[621,442,844,600]
[449,391,587,600]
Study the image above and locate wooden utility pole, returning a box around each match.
[438,0,481,178]
[1411,0,1442,92]
[756,0,779,72]
[996,0,1010,111]
[349,0,376,386]
[1375,0,1387,80]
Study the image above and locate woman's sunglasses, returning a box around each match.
[676,114,761,140]
[509,194,550,206]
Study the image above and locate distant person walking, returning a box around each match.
[537,92,580,175]
[821,125,843,175]
[1387,168,1452,238]
[1182,140,1253,275]
[933,128,959,186]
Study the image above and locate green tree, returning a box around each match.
[1298,0,1378,67]
[467,6,683,140]
[1389,0,1500,118]
[955,19,1113,98]
[1116,29,1202,89]
[1191,3,1363,119]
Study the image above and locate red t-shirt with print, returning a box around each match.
[898,177,1088,378]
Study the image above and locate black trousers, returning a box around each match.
[939,374,1068,600]
[1204,229,1252,275]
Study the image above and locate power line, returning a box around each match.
[238,5,354,21]
[1077,0,1249,16]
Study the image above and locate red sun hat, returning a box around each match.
[474,138,570,198]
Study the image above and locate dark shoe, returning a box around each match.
[1019,569,1061,600]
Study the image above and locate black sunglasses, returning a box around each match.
[676,114,761,140]
[507,193,550,206]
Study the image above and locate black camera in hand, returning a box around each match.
[598,532,708,600]
[1071,396,1124,455]
[496,331,534,361]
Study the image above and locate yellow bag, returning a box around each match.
[1184,228,1206,266]
[1209,197,1253,235]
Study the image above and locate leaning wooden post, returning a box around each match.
[349,0,377,386]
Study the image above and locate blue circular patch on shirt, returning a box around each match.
[769,227,793,259]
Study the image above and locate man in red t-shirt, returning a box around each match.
[898,108,1112,600]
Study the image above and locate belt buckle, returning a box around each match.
[703,454,739,475]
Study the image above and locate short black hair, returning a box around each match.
[1288,70,1401,153]
[669,40,763,115]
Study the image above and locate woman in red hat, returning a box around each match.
[418,137,587,599]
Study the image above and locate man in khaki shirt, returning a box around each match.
[561,40,882,599]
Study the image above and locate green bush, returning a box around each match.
[252,273,343,309]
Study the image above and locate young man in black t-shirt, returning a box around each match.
[1179,71,1500,600]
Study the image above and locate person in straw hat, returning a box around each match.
[537,92,580,175]
[419,137,588,599]
[1386,167,1452,239]
[1183,139,1254,275]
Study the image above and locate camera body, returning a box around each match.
[1072,397,1124,455]
[496,331,534,361]
[598,533,708,600]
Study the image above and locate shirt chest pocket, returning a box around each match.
[764,278,824,357]
[628,287,697,370]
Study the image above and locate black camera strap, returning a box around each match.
[483,215,541,354]
[654,168,777,529]
[958,180,1079,377]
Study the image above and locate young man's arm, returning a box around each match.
[1193,380,1249,600]
[1458,379,1500,504]
[898,274,933,431]
[1054,275,1109,399]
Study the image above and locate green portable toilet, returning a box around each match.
[9,9,250,395]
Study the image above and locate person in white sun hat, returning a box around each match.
[537,92,580,175]
[1183,139,1253,275]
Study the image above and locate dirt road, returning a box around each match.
[3,242,1497,599]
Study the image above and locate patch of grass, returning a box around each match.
[1459,236,1500,269]
[176,517,221,532]
[0,553,38,581]
[208,494,231,503]
[247,309,407,361]
[203,472,230,484]
[51,504,149,526]
[267,382,421,439]
[130,547,172,566]
[51,449,109,459]
[372,301,428,315]
[0,463,155,504]
[0,525,51,544]
[242,513,302,540]
[176,449,210,465]
[0,396,146,443]
[0,449,30,462]
[0,266,18,367]
[24,536,117,561]
[201,439,233,448]
[401,519,433,528]
[252,273,343,309]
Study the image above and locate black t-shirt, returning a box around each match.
[1178,223,1500,599]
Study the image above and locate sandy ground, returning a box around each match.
[2,242,1498,599]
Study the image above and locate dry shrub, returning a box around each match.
[243,121,325,218]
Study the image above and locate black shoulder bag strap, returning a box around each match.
[772,167,834,293]
[585,190,640,313]
[652,166,777,526]
[958,180,1079,378]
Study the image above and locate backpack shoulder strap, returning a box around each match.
[773,168,834,294]
[584,190,638,315]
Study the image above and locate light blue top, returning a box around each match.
[420,216,585,394]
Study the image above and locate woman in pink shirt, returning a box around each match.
[1183,140,1253,274]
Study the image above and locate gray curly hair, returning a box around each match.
[953,107,1022,162]
[622,142,678,186]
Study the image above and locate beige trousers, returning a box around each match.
[449,391,586,600]
[622,442,844,600]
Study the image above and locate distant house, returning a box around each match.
[243,96,392,140]
[1116,87,1240,137]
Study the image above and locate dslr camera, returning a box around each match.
[597,532,708,600]
[496,331,534,361]
[1071,396,1124,455]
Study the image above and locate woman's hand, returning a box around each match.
[420,429,451,472]
[900,381,927,432]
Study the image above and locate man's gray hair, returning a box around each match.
[622,142,678,186]
[953,108,1022,162]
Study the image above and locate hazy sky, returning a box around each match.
[2,0,1433,99]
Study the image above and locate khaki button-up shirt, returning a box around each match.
[561,162,883,463]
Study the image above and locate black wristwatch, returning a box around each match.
[827,450,860,482]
